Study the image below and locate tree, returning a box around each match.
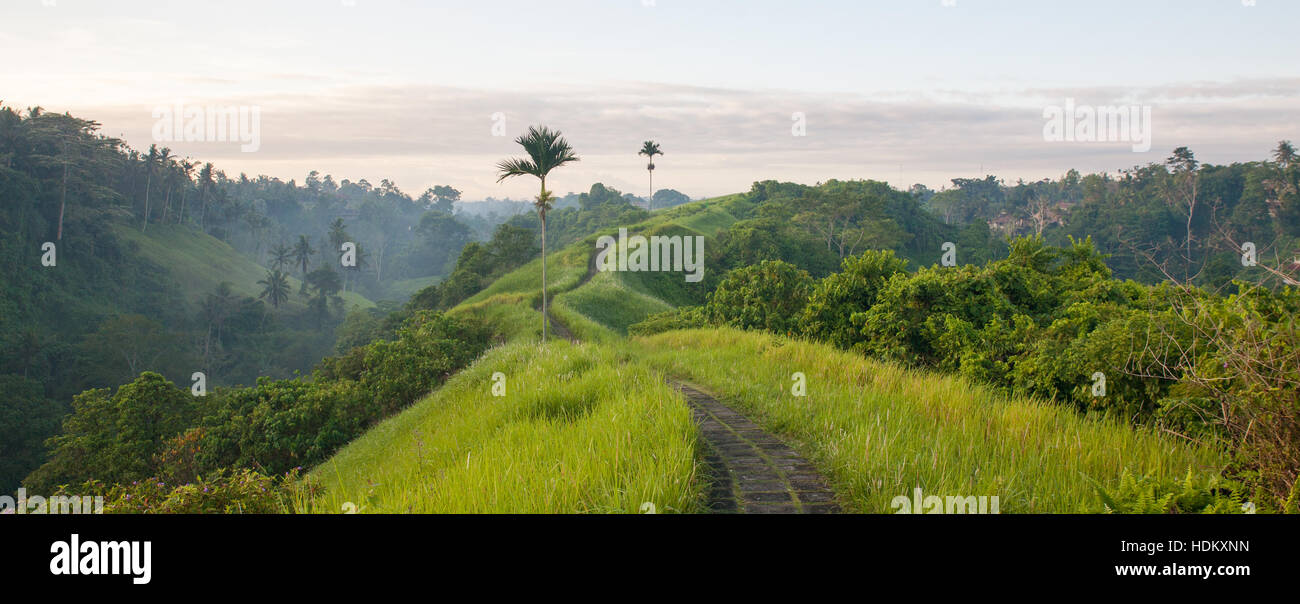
[23,372,197,492]
[176,159,195,224]
[495,125,580,342]
[303,267,344,327]
[327,217,350,258]
[142,145,158,231]
[197,162,215,230]
[638,140,663,203]
[1273,140,1296,169]
[268,242,293,271]
[291,234,316,275]
[257,269,291,309]
[432,185,461,214]
[705,260,814,334]
[1165,147,1201,278]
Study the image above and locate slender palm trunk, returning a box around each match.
[143,169,152,233]
[57,157,68,241]
[539,178,548,343]
[649,168,653,208]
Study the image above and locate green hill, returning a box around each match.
[112,223,375,311]
[307,193,1227,513]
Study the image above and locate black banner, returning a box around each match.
[2,514,1289,593]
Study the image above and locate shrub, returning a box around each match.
[25,372,197,493]
[704,260,813,335]
[799,249,908,349]
[61,469,310,514]
[359,311,491,415]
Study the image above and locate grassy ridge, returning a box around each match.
[303,340,702,513]
[113,223,375,310]
[309,192,1225,514]
[636,328,1228,513]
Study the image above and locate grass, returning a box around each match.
[461,242,591,306]
[302,340,703,513]
[113,223,375,311]
[448,294,543,344]
[636,328,1229,513]
[554,271,673,335]
[382,276,442,302]
[305,191,1227,514]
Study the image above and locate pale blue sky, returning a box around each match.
[4,0,1297,198]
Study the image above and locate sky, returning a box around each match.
[3,0,1298,200]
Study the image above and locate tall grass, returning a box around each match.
[637,328,1228,513]
[301,341,702,513]
[554,271,673,335]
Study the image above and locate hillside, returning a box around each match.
[112,223,375,311]
[306,193,1229,513]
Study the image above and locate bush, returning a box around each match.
[359,311,491,415]
[61,469,311,514]
[25,372,198,493]
[704,260,813,335]
[799,250,908,349]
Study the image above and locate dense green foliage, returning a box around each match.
[56,469,306,514]
[704,260,813,334]
[24,312,490,493]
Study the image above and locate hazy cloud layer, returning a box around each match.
[71,79,1300,200]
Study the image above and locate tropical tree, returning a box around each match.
[177,159,195,224]
[142,145,158,231]
[638,140,663,206]
[495,125,580,342]
[328,218,350,253]
[257,269,291,309]
[268,242,293,271]
[291,234,316,275]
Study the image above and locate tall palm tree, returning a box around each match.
[177,159,195,224]
[291,234,316,275]
[155,147,174,225]
[638,140,663,208]
[269,242,293,271]
[257,269,291,309]
[142,145,158,232]
[496,125,580,342]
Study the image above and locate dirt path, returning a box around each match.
[670,381,840,514]
[544,249,841,513]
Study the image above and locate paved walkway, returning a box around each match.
[670,381,840,514]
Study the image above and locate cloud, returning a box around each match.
[47,78,1300,199]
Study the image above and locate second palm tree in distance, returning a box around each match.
[496,125,580,343]
[638,140,662,209]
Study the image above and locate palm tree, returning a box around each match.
[177,159,195,224]
[291,234,316,275]
[327,218,350,257]
[155,147,174,225]
[269,242,293,271]
[257,269,291,309]
[496,125,580,342]
[142,145,158,232]
[638,140,663,208]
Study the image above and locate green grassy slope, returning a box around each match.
[636,329,1227,513]
[112,223,375,311]
[304,340,702,513]
[310,192,1225,514]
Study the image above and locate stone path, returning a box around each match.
[543,249,841,513]
[670,381,840,514]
